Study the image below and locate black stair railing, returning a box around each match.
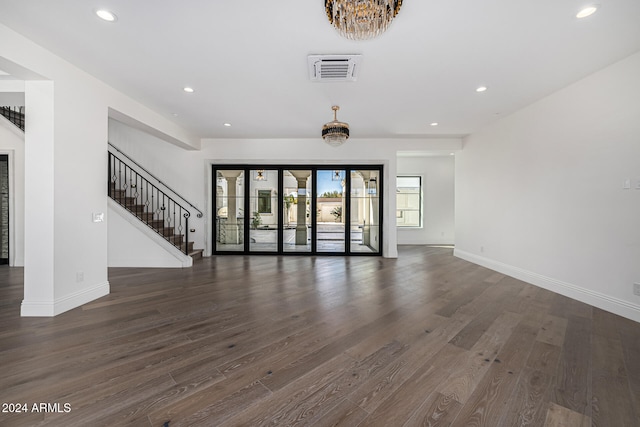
[0,106,25,131]
[108,142,203,218]
[108,151,191,255]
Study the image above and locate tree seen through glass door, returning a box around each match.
[316,170,345,253]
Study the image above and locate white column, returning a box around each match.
[219,171,243,244]
[289,171,311,245]
[21,81,55,316]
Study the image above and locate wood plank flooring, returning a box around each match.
[1,246,639,426]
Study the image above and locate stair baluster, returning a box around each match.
[108,151,196,256]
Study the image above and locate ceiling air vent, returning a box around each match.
[308,54,362,82]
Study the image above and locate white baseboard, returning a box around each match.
[21,281,110,317]
[454,249,640,323]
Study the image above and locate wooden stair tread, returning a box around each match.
[189,249,204,261]
[109,190,200,262]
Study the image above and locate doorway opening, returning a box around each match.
[0,154,9,265]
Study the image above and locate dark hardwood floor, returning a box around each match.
[0,246,638,426]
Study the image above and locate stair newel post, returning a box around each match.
[185,210,189,255]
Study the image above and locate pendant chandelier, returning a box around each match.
[322,106,349,147]
[325,0,403,40]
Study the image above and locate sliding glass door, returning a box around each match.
[316,169,345,253]
[215,169,245,252]
[350,169,381,253]
[283,170,312,253]
[248,169,279,253]
[213,165,382,256]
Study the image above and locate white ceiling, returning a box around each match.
[0,0,639,140]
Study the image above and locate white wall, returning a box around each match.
[107,202,191,268]
[0,23,198,316]
[0,116,24,266]
[109,118,462,258]
[455,51,640,322]
[108,120,207,252]
[203,137,404,257]
[397,155,455,245]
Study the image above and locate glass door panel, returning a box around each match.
[316,169,345,253]
[283,170,312,253]
[249,169,278,252]
[215,169,245,252]
[350,169,381,253]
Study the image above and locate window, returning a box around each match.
[396,176,421,227]
[257,190,272,213]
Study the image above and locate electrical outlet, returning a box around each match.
[76,271,84,283]
[480,246,485,253]
[634,283,640,296]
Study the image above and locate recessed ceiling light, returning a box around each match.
[223,123,232,127]
[183,87,194,93]
[476,86,488,93]
[576,5,598,18]
[430,122,439,126]
[450,153,455,156]
[96,9,117,22]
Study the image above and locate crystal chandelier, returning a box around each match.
[325,0,403,40]
[322,106,349,147]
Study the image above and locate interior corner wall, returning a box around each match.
[200,138,464,258]
[1,23,196,316]
[455,51,640,322]
[22,80,55,313]
[107,203,189,268]
[192,137,403,258]
[397,155,455,245]
[107,124,461,261]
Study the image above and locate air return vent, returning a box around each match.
[308,54,362,82]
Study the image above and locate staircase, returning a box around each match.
[0,106,25,131]
[108,149,203,261]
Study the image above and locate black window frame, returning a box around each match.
[212,164,383,256]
